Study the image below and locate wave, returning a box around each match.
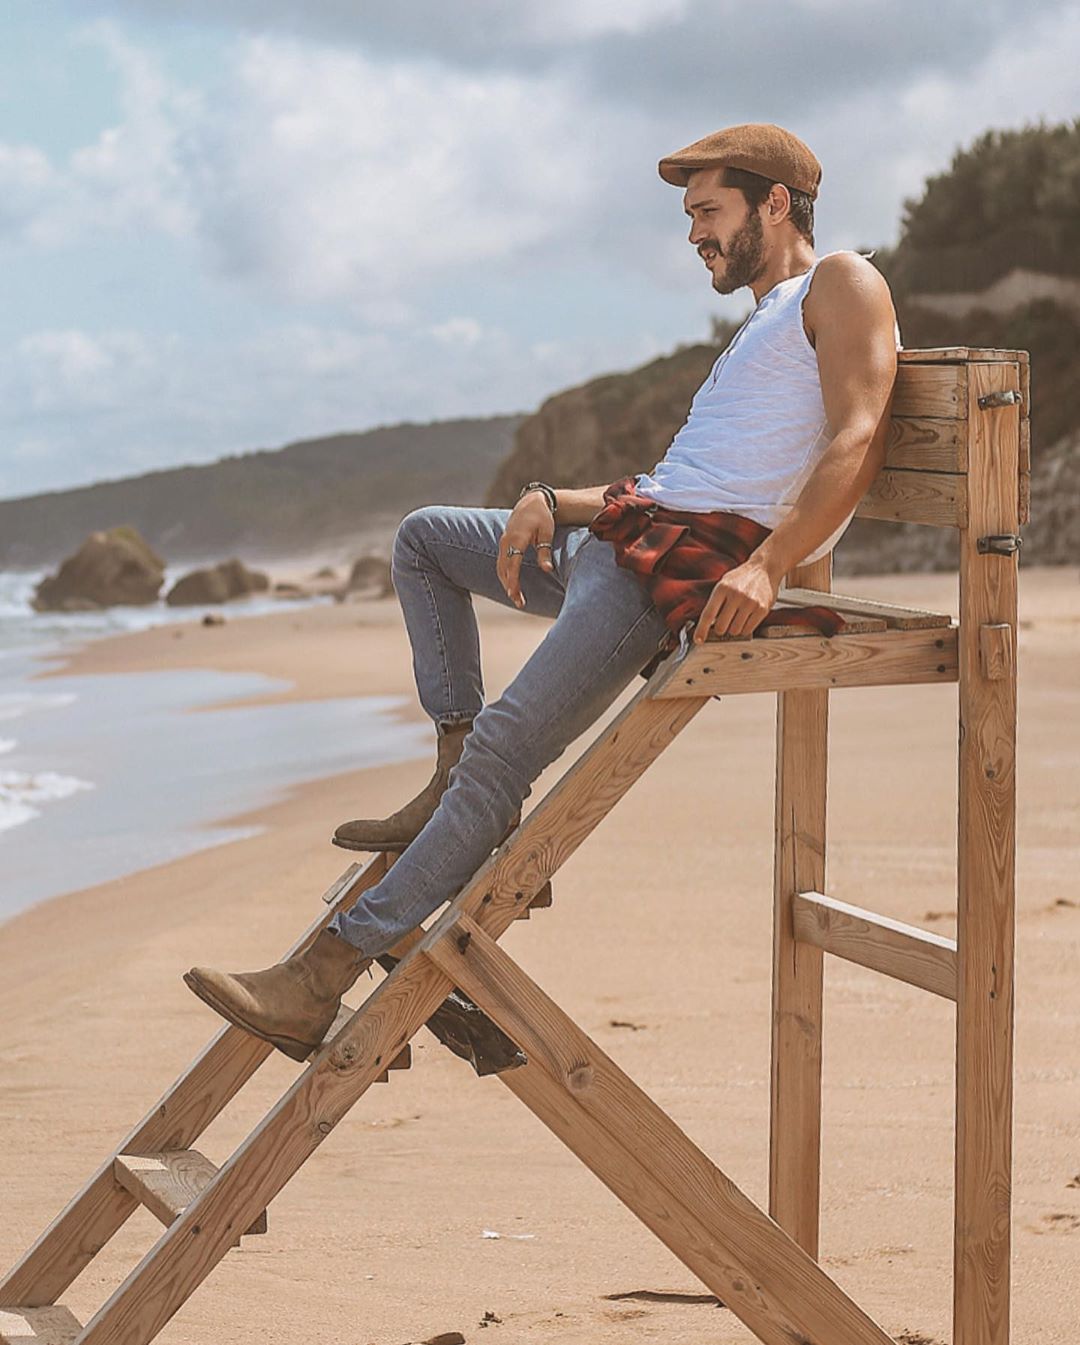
[0,691,78,724]
[0,769,94,834]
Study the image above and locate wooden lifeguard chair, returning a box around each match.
[0,347,1027,1345]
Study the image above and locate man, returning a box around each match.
[185,122,900,1063]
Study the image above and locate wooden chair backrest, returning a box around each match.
[856,346,1030,530]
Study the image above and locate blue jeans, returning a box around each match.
[329,503,672,956]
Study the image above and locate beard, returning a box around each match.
[704,208,766,295]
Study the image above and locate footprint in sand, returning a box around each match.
[603,1289,724,1308]
[1031,1211,1080,1233]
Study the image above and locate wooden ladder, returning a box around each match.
[0,347,1025,1345]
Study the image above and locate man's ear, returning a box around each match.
[767,183,790,222]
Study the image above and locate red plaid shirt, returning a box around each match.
[587,475,846,675]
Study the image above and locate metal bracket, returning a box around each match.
[977,388,1022,411]
[977,534,1023,556]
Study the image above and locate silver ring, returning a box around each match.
[535,541,553,549]
[505,544,523,557]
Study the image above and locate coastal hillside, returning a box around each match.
[488,121,1080,575]
[484,334,738,507]
[0,416,521,569]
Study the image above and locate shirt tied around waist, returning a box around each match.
[587,475,848,676]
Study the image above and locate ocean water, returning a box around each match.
[0,570,429,922]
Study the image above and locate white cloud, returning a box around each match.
[430,317,484,347]
[12,329,162,412]
[178,36,635,311]
[0,20,195,249]
[3,5,1080,500]
[0,144,58,243]
[0,315,668,497]
[521,0,689,41]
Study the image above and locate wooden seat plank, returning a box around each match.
[778,587,952,630]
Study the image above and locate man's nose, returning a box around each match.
[687,219,708,246]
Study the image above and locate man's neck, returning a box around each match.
[749,244,819,305]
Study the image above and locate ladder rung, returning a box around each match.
[792,890,958,1000]
[0,1306,83,1344]
[114,1151,267,1239]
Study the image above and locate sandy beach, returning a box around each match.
[2,566,1078,1345]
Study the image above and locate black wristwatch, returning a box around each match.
[517,480,558,519]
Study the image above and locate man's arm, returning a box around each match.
[497,482,610,607]
[692,254,898,642]
[551,484,610,525]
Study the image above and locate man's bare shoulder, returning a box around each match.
[804,251,896,341]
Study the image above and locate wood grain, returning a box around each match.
[953,362,1019,1345]
[855,467,966,528]
[655,625,959,697]
[892,363,967,418]
[768,552,829,1257]
[114,1153,267,1241]
[978,624,1014,683]
[0,1305,83,1344]
[897,347,1027,365]
[792,891,958,1001]
[778,587,952,630]
[885,414,966,471]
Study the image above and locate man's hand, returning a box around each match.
[496,491,556,608]
[692,554,780,643]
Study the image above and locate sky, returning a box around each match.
[2,1,1078,500]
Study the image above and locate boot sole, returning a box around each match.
[182,970,318,1063]
[331,835,410,853]
[331,814,524,854]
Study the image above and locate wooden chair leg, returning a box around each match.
[953,360,1019,1345]
[769,555,830,1258]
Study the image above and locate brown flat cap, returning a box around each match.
[659,122,822,199]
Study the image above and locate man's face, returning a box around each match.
[683,171,766,296]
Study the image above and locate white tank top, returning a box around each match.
[634,250,903,565]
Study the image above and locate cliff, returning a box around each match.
[484,343,724,507]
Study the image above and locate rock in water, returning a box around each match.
[32,526,165,611]
[337,555,394,601]
[165,558,270,606]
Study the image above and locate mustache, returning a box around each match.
[698,240,723,257]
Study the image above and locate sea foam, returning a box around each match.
[0,769,94,833]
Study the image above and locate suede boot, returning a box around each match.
[332,717,474,852]
[184,928,372,1062]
